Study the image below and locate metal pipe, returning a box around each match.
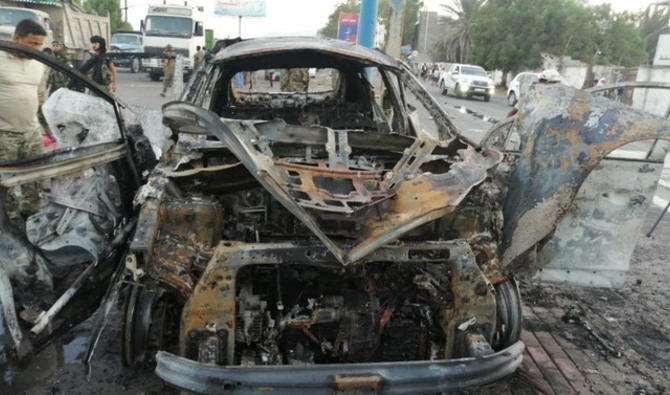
[357,0,379,49]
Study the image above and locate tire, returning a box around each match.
[130,58,140,73]
[149,72,160,82]
[455,83,462,98]
[484,94,491,102]
[493,279,522,350]
[507,91,517,106]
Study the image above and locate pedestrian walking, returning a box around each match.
[79,35,117,92]
[160,44,176,97]
[0,19,52,218]
[193,45,205,70]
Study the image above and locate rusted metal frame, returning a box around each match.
[0,144,128,187]
[163,103,349,263]
[181,239,482,366]
[399,63,469,144]
[212,39,401,71]
[382,137,439,190]
[275,161,388,214]
[163,103,502,265]
[348,148,503,263]
[442,241,497,359]
[379,68,409,134]
[502,85,670,268]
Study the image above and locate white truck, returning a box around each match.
[140,4,205,81]
[438,63,496,101]
[0,0,110,64]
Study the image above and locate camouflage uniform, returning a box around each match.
[49,49,71,93]
[280,68,309,92]
[0,128,45,218]
[161,45,176,96]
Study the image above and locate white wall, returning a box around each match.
[633,66,670,117]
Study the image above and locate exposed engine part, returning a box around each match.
[231,263,446,365]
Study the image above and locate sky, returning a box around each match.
[125,0,664,40]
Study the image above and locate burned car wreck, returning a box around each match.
[0,40,157,377]
[118,37,670,393]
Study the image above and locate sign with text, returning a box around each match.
[337,13,359,43]
[214,0,266,17]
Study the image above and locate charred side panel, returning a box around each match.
[502,84,670,269]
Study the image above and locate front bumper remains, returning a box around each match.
[155,341,524,394]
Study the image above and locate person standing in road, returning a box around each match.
[0,19,52,218]
[193,45,205,70]
[280,68,309,92]
[160,44,176,97]
[79,35,117,92]
[49,40,71,93]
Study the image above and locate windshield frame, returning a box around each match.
[144,15,193,38]
[111,33,142,45]
[461,66,488,77]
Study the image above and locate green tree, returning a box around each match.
[432,0,483,63]
[319,0,423,47]
[638,6,670,64]
[80,0,130,32]
[467,0,646,85]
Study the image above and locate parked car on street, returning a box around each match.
[438,63,495,101]
[506,72,539,106]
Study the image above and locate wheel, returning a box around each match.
[484,94,491,102]
[130,58,140,73]
[455,83,462,98]
[122,284,179,368]
[507,91,517,106]
[149,72,160,82]
[492,279,522,350]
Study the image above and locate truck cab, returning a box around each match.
[0,7,51,41]
[110,30,144,73]
[140,4,205,81]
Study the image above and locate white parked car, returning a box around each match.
[438,63,495,101]
[506,72,539,106]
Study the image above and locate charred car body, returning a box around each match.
[2,36,669,394]
[0,40,157,377]
[121,37,670,393]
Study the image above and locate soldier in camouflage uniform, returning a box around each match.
[160,44,176,97]
[49,40,71,93]
[280,68,309,92]
[1,19,51,219]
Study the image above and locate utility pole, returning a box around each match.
[385,0,405,58]
[124,0,128,22]
[358,0,379,49]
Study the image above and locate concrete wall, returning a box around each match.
[633,66,670,117]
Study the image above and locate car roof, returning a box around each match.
[213,36,401,71]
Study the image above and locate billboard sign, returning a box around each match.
[337,13,359,43]
[214,0,267,17]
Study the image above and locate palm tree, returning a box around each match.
[434,0,484,63]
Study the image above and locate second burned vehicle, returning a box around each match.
[121,37,670,393]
